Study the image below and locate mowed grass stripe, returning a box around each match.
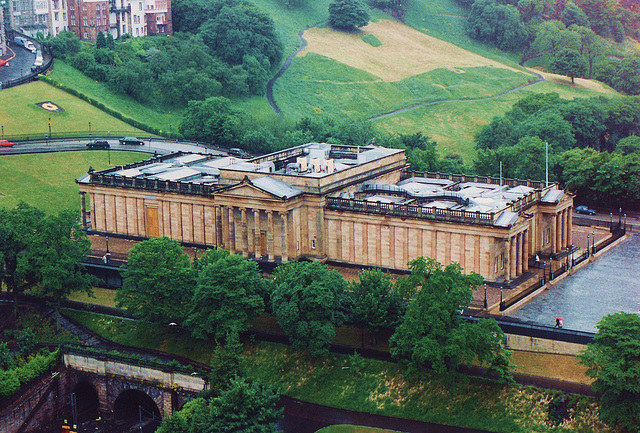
[372,80,618,162]
[0,151,149,215]
[0,81,144,139]
[275,54,533,120]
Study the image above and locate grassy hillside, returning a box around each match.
[46,61,183,133]
[0,151,149,215]
[31,0,619,165]
[373,80,617,161]
[0,80,144,139]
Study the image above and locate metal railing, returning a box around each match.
[326,197,496,225]
[401,170,555,190]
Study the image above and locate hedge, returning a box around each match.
[0,349,60,398]
[38,75,183,139]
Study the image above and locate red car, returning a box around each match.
[0,139,15,147]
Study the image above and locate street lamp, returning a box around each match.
[592,230,596,254]
[105,235,110,254]
[586,233,590,257]
[483,284,488,310]
[89,121,92,137]
[48,115,51,143]
[1,125,3,140]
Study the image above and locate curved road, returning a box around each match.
[0,137,228,157]
[265,24,547,119]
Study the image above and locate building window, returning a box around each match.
[500,253,505,270]
[311,239,316,249]
[54,11,59,20]
[494,256,498,273]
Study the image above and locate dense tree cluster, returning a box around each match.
[473,93,640,209]
[579,313,640,431]
[460,0,640,92]
[0,203,95,330]
[390,257,512,383]
[46,0,283,104]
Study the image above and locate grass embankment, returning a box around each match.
[46,61,183,133]
[0,80,144,139]
[0,151,149,214]
[60,309,608,432]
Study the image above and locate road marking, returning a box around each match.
[5,47,16,62]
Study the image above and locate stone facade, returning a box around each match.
[77,143,573,283]
[67,0,110,40]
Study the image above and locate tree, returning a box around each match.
[185,250,265,341]
[116,237,196,324]
[179,96,244,145]
[271,261,347,357]
[579,313,640,431]
[389,257,512,383]
[347,269,405,344]
[465,0,528,51]
[96,31,107,49]
[28,211,96,331]
[207,330,245,395]
[0,203,45,318]
[550,48,587,84]
[328,0,370,31]
[561,2,590,27]
[612,54,640,95]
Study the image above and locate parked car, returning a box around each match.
[86,140,110,149]
[119,136,145,146]
[575,205,596,215]
[0,139,15,147]
[228,147,250,158]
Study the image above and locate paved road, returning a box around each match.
[0,137,227,157]
[0,42,36,84]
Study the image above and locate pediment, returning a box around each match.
[218,183,279,200]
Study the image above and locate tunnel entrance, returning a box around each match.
[69,382,99,426]
[113,389,161,432]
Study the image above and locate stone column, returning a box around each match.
[562,209,568,249]
[253,209,261,259]
[556,211,562,253]
[505,238,512,281]
[551,213,557,253]
[267,211,274,261]
[220,205,228,250]
[227,206,235,255]
[516,232,523,277]
[523,229,530,272]
[80,192,88,228]
[280,211,289,262]
[567,206,573,247]
[240,208,248,258]
[510,235,517,280]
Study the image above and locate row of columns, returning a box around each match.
[217,205,289,262]
[506,229,529,281]
[551,206,572,254]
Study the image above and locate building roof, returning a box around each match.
[249,176,303,199]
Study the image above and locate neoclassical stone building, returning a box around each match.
[77,143,573,283]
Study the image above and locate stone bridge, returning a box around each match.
[0,351,208,433]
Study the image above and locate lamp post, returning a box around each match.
[89,121,92,137]
[48,115,51,144]
[586,233,590,257]
[1,125,3,140]
[105,235,109,254]
[499,286,504,311]
[483,284,488,310]
[592,230,596,254]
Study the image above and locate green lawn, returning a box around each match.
[46,61,184,133]
[0,80,144,140]
[68,287,117,308]
[0,151,149,215]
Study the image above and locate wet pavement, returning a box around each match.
[508,235,640,332]
[0,42,36,84]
